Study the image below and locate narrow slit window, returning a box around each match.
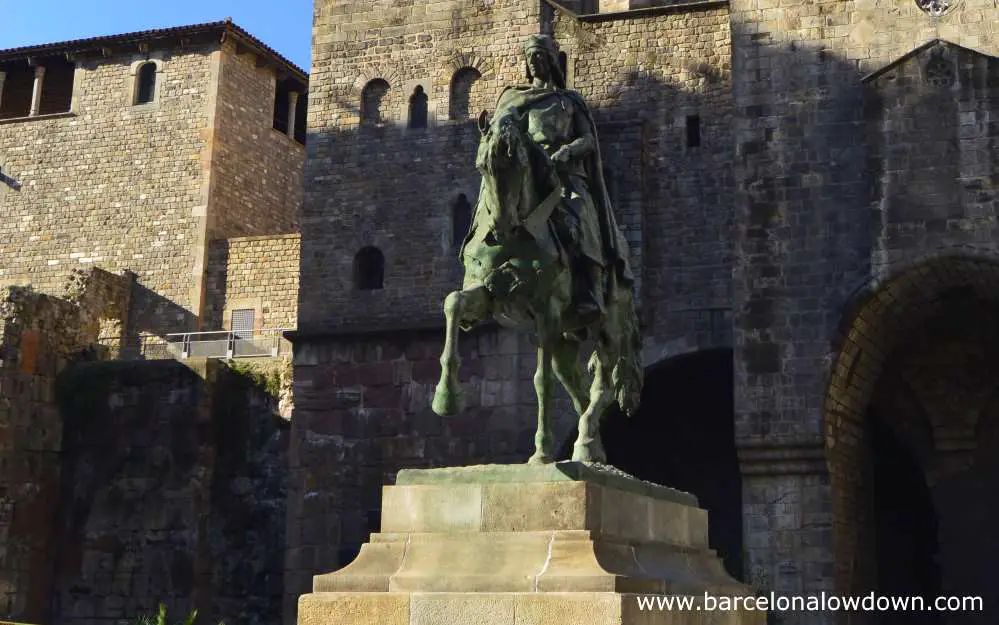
[355,247,385,290]
[409,85,428,129]
[686,115,701,148]
[449,68,481,120]
[293,91,307,145]
[273,79,293,133]
[135,62,157,105]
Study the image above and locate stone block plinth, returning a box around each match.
[299,463,765,624]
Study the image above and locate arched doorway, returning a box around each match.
[597,348,744,580]
[825,255,999,624]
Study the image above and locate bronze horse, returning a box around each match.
[431,112,643,464]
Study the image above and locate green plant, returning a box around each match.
[130,604,224,625]
[226,359,285,399]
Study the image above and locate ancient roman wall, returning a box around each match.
[0,287,96,623]
[51,359,289,625]
[0,287,289,625]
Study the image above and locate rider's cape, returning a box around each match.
[463,86,635,288]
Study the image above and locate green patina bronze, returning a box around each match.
[432,34,644,465]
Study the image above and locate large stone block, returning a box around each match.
[301,463,764,624]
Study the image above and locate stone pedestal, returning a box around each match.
[299,463,765,624]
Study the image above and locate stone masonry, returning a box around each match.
[0,22,306,343]
[295,1,999,625]
[0,287,98,623]
[0,3,997,625]
[205,233,301,332]
[52,359,289,625]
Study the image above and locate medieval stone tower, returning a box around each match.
[290,1,999,624]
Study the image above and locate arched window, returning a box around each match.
[361,79,390,126]
[135,62,157,105]
[452,194,472,248]
[449,67,482,120]
[408,85,428,129]
[354,246,384,290]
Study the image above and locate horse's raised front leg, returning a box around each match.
[432,286,489,417]
[573,350,611,464]
[528,343,556,465]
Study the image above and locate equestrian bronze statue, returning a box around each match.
[432,34,643,465]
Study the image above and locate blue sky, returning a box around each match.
[0,0,314,71]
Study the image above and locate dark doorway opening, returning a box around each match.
[592,348,744,581]
[869,409,942,624]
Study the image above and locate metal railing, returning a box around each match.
[109,328,293,360]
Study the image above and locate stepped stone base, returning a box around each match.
[298,463,765,625]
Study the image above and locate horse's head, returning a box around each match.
[475,112,546,239]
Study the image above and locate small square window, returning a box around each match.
[231,309,255,339]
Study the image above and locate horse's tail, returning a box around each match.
[613,297,643,417]
[588,281,644,417]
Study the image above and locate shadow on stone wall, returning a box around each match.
[51,359,288,625]
[0,286,98,624]
[125,282,200,357]
[203,239,231,333]
[731,25,999,625]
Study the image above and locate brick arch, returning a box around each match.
[442,51,495,81]
[443,51,497,120]
[831,244,999,349]
[823,250,999,600]
[351,68,402,126]
[350,67,403,98]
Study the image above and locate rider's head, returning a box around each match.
[523,35,566,89]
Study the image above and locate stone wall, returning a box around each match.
[0,45,217,337]
[0,286,289,625]
[0,287,97,623]
[301,0,547,331]
[52,359,289,625]
[284,325,581,623]
[548,0,735,358]
[204,234,301,332]
[726,0,999,618]
[211,42,305,239]
[62,267,135,358]
[0,39,306,340]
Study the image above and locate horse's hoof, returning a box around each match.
[572,444,606,464]
[431,386,464,417]
[527,452,554,465]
